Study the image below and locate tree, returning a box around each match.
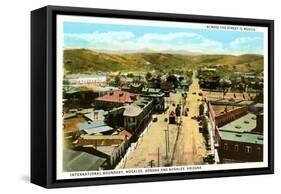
[179,76,184,82]
[167,75,178,87]
[115,75,121,86]
[202,116,208,130]
[127,73,134,78]
[63,79,70,85]
[219,78,231,98]
[199,103,205,115]
[145,72,152,81]
[133,76,141,84]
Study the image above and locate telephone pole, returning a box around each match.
[164,129,168,159]
[157,147,160,167]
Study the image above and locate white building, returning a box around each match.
[65,74,107,85]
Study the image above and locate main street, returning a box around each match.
[121,71,207,169]
[171,71,207,165]
[122,92,182,168]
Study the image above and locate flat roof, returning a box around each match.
[219,113,257,133]
[133,98,152,107]
[79,120,113,134]
[63,149,106,172]
[219,131,263,144]
[123,104,142,117]
[95,86,119,92]
[80,134,125,140]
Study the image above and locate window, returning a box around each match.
[131,117,136,123]
[234,144,239,152]
[245,146,252,153]
[224,143,228,150]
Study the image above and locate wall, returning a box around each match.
[215,106,248,127]
[0,0,280,193]
[218,139,263,162]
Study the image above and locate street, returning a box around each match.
[172,71,207,165]
[122,71,207,169]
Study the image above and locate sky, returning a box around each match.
[64,21,264,55]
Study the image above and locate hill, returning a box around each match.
[64,49,264,74]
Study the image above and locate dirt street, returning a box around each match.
[172,71,207,165]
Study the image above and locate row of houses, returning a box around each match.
[63,87,165,172]
[63,71,191,171]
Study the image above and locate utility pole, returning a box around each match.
[148,160,154,168]
[164,129,168,159]
[167,124,170,152]
[157,147,160,167]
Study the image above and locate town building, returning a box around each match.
[63,148,107,171]
[73,133,131,168]
[104,97,153,141]
[64,74,107,85]
[94,86,120,97]
[140,88,165,112]
[95,91,139,110]
[217,113,263,162]
[207,101,263,163]
[79,120,114,135]
[122,86,165,112]
[63,86,96,109]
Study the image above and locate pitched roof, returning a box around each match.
[119,130,132,139]
[96,91,138,103]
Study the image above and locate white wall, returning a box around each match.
[0,0,279,192]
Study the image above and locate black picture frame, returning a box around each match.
[31,5,274,188]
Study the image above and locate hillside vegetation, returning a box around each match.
[64,49,264,74]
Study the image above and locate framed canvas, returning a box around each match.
[31,5,274,188]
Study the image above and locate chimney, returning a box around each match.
[254,113,263,134]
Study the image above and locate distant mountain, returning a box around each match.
[64,49,264,74]
[161,49,202,55]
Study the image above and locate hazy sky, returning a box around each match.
[64,22,264,55]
